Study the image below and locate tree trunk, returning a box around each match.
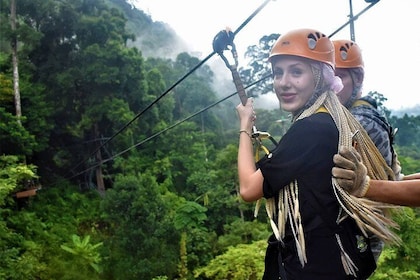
[178,231,188,280]
[94,123,106,195]
[10,0,22,126]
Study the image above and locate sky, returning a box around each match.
[129,0,420,111]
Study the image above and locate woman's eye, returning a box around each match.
[291,68,303,76]
[272,69,283,77]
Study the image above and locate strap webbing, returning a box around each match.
[351,100,372,108]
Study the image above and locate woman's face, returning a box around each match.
[272,56,316,113]
[335,68,354,105]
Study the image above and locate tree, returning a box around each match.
[194,240,266,280]
[1,0,51,156]
[239,33,280,97]
[174,201,208,280]
[6,0,153,189]
[9,0,22,126]
[60,234,103,274]
[1,2,419,280]
[100,173,179,279]
[370,207,420,280]
[390,114,420,148]
[0,155,38,205]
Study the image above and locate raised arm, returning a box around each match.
[236,98,264,202]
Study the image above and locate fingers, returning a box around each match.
[236,98,256,130]
[333,154,355,170]
[246,97,254,107]
[335,178,355,191]
[332,167,355,180]
[337,146,364,171]
[334,146,368,196]
[340,145,363,162]
[244,98,256,122]
[338,146,358,161]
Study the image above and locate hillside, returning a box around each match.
[107,0,190,58]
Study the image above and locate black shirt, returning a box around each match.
[258,112,351,279]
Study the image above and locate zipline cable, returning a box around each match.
[58,75,271,184]
[233,0,272,37]
[66,0,273,179]
[328,0,380,38]
[61,0,380,184]
[66,53,212,178]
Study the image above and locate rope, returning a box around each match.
[300,91,399,241]
[263,91,400,272]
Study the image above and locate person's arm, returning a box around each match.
[332,146,420,207]
[403,172,420,180]
[236,98,264,202]
[365,179,420,206]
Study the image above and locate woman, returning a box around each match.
[236,28,399,280]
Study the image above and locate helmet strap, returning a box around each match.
[345,70,362,108]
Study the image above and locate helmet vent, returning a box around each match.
[307,32,327,50]
[340,49,348,61]
[308,38,317,50]
[333,39,364,68]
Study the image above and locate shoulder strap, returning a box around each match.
[351,99,373,109]
[316,106,329,114]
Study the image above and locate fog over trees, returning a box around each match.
[1,0,419,279]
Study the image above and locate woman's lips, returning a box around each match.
[280,93,296,102]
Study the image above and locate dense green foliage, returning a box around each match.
[1,0,419,279]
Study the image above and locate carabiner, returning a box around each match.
[212,27,238,69]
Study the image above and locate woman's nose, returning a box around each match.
[278,73,291,88]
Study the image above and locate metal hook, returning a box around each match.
[212,28,238,69]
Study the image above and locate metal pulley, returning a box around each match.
[212,27,238,70]
[212,27,277,146]
[212,27,247,106]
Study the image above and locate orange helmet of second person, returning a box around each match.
[333,39,364,69]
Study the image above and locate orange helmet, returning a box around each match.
[269,28,335,69]
[333,39,364,69]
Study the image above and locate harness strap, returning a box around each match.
[316,106,329,114]
[351,99,372,108]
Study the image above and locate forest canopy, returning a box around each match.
[1,0,419,279]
